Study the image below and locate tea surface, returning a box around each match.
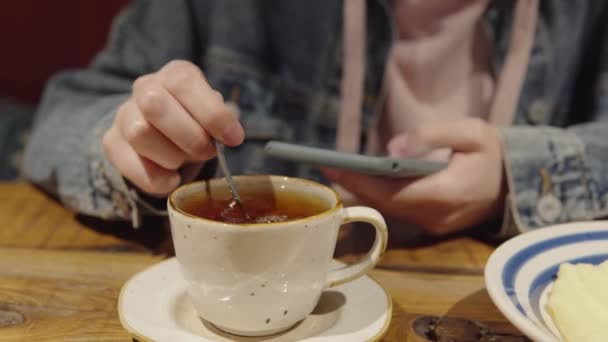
[180,190,329,224]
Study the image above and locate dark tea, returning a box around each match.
[180,189,329,224]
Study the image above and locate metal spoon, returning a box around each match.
[214,140,250,221]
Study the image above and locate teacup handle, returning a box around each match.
[326,206,388,287]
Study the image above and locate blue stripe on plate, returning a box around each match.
[528,254,608,322]
[501,231,608,315]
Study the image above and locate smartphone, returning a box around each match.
[264,141,447,178]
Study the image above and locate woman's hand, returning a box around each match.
[102,60,244,196]
[323,118,507,235]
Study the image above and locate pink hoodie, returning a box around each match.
[337,0,539,155]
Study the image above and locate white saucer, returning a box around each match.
[119,258,392,342]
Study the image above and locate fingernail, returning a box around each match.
[221,122,245,146]
[387,134,410,157]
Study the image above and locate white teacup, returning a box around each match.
[167,175,388,337]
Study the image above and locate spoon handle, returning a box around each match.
[214,140,242,202]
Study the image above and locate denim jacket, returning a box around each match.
[23,0,608,235]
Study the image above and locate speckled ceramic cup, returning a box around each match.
[167,175,388,337]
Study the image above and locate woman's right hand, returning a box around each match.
[102,60,244,196]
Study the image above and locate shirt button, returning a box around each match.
[528,100,549,124]
[537,194,562,223]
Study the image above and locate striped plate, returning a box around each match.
[484,221,608,342]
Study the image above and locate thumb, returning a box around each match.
[412,118,487,152]
[386,134,412,158]
[387,132,450,162]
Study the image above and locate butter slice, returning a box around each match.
[547,261,608,342]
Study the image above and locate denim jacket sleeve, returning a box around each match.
[22,0,203,227]
[496,4,608,237]
[498,121,608,237]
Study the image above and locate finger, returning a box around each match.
[413,118,488,152]
[321,168,410,204]
[387,133,452,163]
[394,171,454,204]
[132,75,215,160]
[159,60,244,146]
[387,133,415,158]
[117,101,190,170]
[323,166,458,208]
[102,125,181,196]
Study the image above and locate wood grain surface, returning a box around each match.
[0,182,521,341]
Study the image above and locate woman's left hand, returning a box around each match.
[322,118,507,235]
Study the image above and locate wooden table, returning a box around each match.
[0,182,525,341]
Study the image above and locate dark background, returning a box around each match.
[0,1,129,179]
[1,1,129,104]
